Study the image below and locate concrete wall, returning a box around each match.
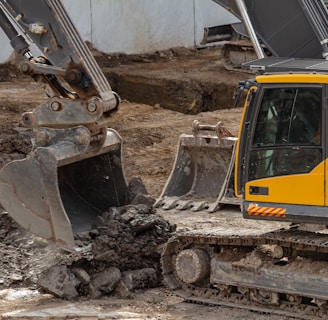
[0,0,238,62]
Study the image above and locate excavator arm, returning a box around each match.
[0,0,119,132]
[0,0,129,249]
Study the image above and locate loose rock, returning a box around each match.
[37,265,80,300]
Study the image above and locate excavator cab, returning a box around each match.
[236,62,328,224]
[0,0,129,249]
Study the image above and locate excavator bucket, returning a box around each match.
[0,128,129,250]
[155,120,241,212]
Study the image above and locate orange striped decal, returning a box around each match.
[247,204,286,218]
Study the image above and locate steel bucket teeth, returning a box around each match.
[0,128,129,250]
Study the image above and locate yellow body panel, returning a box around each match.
[245,162,325,206]
[256,73,328,84]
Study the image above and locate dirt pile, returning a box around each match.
[0,172,174,300]
[0,211,58,288]
[96,46,249,114]
[0,77,177,301]
[35,177,175,300]
[38,198,174,300]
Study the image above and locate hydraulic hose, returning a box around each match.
[0,7,31,57]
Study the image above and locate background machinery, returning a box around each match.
[212,0,328,70]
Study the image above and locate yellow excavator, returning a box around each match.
[160,0,328,318]
[162,64,328,319]
[2,0,328,318]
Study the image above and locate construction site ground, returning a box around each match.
[0,46,294,319]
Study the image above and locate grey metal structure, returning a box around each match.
[212,0,328,59]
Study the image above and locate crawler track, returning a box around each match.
[162,229,328,319]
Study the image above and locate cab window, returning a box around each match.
[248,87,323,180]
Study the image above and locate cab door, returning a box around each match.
[239,84,325,208]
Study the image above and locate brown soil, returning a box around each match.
[0,49,294,319]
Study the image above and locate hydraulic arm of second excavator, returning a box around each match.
[0,0,130,249]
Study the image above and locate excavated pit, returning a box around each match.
[95,46,248,114]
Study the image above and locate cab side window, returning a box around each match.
[253,88,321,147]
[248,87,322,181]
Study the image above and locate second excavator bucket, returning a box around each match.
[0,127,129,250]
[155,120,241,212]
